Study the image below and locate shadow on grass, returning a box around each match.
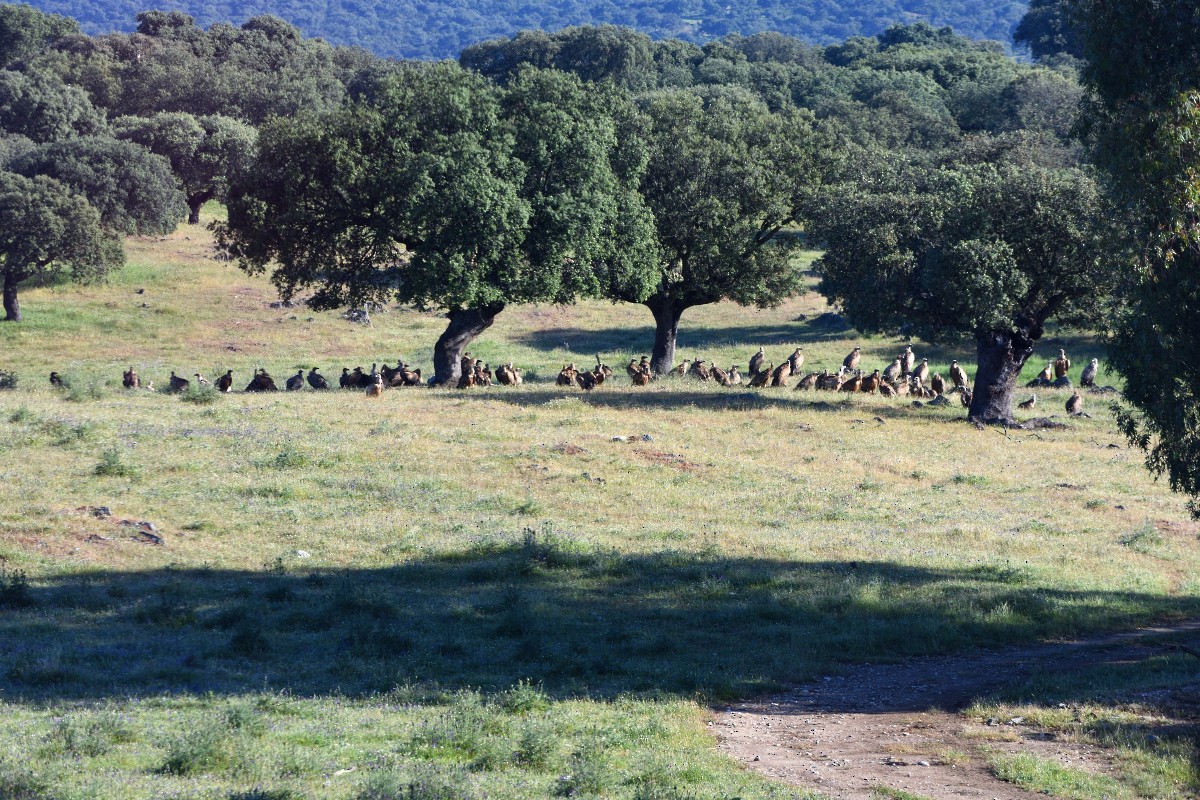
[2,536,1195,705]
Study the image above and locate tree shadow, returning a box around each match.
[2,539,1193,705]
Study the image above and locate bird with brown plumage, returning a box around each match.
[1018,394,1037,410]
[795,371,819,391]
[770,361,791,387]
[167,371,190,394]
[1080,358,1098,387]
[710,364,730,386]
[882,358,902,384]
[911,358,929,385]
[1066,390,1083,415]
[839,370,863,393]
[557,364,578,387]
[949,360,968,389]
[748,347,765,377]
[861,369,881,394]
[366,374,384,397]
[669,358,691,377]
[787,348,804,375]
[688,360,712,381]
[843,347,861,371]
[1054,349,1071,380]
[728,366,742,386]
[286,370,304,391]
[748,364,772,388]
[216,370,233,393]
[900,345,916,376]
[123,367,139,389]
[307,368,329,390]
[245,368,278,392]
[930,373,945,396]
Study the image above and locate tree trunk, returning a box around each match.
[187,191,215,225]
[2,272,21,322]
[430,303,505,386]
[968,328,1036,424]
[646,297,685,376]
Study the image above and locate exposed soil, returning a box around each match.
[714,620,1200,799]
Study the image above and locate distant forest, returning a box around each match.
[19,0,1028,59]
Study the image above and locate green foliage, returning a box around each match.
[11,135,185,234]
[0,67,106,142]
[158,717,232,775]
[1014,0,1080,62]
[1073,0,1200,516]
[0,566,32,608]
[93,446,138,478]
[180,383,219,404]
[0,3,77,68]
[0,369,16,389]
[0,170,111,321]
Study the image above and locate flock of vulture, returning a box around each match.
[49,346,1098,415]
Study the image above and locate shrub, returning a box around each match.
[47,711,135,757]
[0,568,33,608]
[181,384,220,404]
[229,790,306,800]
[94,448,138,478]
[554,745,613,797]
[0,758,49,800]
[356,764,479,800]
[0,369,17,390]
[512,721,558,769]
[496,680,549,714]
[159,718,231,775]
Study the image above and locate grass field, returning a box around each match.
[0,209,1196,799]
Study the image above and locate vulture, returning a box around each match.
[307,368,329,390]
[631,366,651,387]
[595,356,613,379]
[959,387,973,408]
[168,371,190,394]
[122,367,139,389]
[748,347,765,377]
[496,363,520,386]
[1018,394,1037,410]
[688,360,712,381]
[349,367,367,388]
[882,358,902,384]
[900,345,916,376]
[843,347,861,371]
[339,368,354,389]
[1080,358,1099,387]
[1038,362,1054,383]
[1054,349,1071,380]
[49,371,64,387]
[930,373,945,396]
[575,370,597,391]
[788,348,805,375]
[860,369,881,394]
[194,373,210,386]
[557,364,578,386]
[380,361,401,384]
[796,371,819,391]
[245,368,278,392]
[949,360,968,389]
[399,364,422,386]
[1066,391,1084,415]
[770,361,791,387]
[710,365,730,386]
[359,366,377,388]
[216,370,233,393]
[748,364,772,388]
[366,374,384,397]
[892,377,910,397]
[879,380,896,398]
[911,359,929,385]
[286,370,305,391]
[839,370,863,393]
[670,359,691,377]
[458,368,476,389]
[728,366,743,386]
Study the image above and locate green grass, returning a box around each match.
[0,209,1194,798]
[988,752,1132,799]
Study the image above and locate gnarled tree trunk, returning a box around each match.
[646,297,686,376]
[3,272,22,322]
[187,191,215,225]
[430,303,505,386]
[968,328,1037,424]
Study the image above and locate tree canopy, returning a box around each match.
[0,170,113,320]
[219,62,658,384]
[809,139,1117,422]
[1070,0,1200,515]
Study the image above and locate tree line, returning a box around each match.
[2,3,1198,515]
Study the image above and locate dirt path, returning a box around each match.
[713,620,1200,799]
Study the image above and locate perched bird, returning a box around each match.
[339,368,354,389]
[882,358,903,384]
[245,368,278,392]
[357,366,374,389]
[670,358,691,377]
[575,369,597,390]
[1066,390,1084,415]
[748,364,772,388]
[1038,362,1054,383]
[960,387,973,408]
[728,366,742,386]
[787,348,805,375]
[839,370,863,393]
[49,371,64,387]
[949,360,968,389]
[1018,394,1037,410]
[710,365,730,386]
[458,368,476,389]
[1054,349,1071,379]
[366,374,384,398]
[1080,358,1099,387]
[594,355,613,380]
[878,380,896,398]
[307,368,329,390]
[748,347,765,377]
[168,371,190,394]
[930,373,945,396]
[194,373,211,387]
[770,361,791,387]
[631,367,651,387]
[860,369,881,394]
[900,345,916,376]
[557,364,578,387]
[912,358,930,385]
[399,364,423,386]
[688,360,712,381]
[796,371,819,391]
[892,377,909,397]
[122,367,139,389]
[216,370,233,393]
[843,347,861,371]
[286,370,304,391]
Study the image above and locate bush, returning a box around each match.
[94,448,139,478]
[512,721,558,769]
[7,405,32,423]
[47,711,135,757]
[181,384,220,404]
[0,369,17,390]
[229,790,306,800]
[159,718,231,775]
[0,567,34,608]
[554,745,613,797]
[0,758,49,800]
[356,764,479,800]
[64,381,104,402]
[496,680,549,714]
